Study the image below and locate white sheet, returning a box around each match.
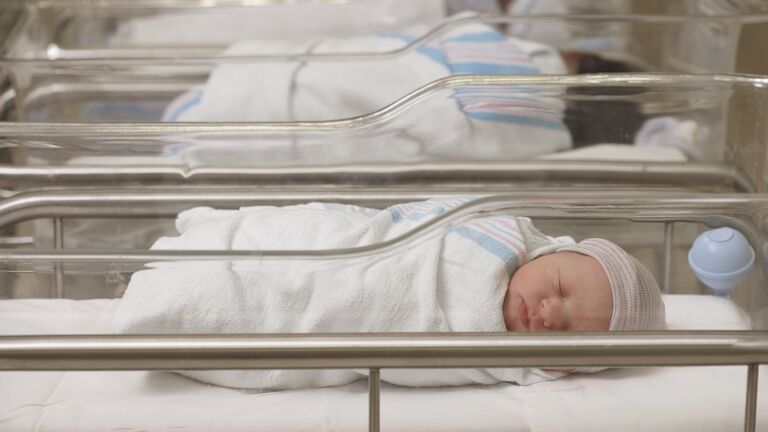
[0,295,765,432]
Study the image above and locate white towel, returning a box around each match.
[113,198,574,389]
[160,19,571,166]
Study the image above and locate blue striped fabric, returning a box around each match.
[381,28,564,131]
[441,31,567,130]
[441,30,542,75]
[451,216,528,275]
[383,197,529,274]
[387,197,469,223]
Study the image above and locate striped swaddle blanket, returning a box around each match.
[160,19,571,164]
[382,25,567,131]
[114,198,574,389]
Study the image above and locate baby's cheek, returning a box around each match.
[508,265,532,292]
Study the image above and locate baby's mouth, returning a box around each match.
[519,298,530,331]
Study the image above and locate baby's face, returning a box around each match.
[503,251,613,332]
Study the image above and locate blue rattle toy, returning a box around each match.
[688,227,755,295]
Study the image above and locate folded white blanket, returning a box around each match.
[160,19,571,166]
[113,198,575,389]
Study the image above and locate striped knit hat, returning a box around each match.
[560,239,666,331]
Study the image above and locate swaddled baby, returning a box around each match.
[159,17,571,166]
[113,197,665,389]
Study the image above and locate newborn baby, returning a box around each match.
[504,238,665,333]
[159,18,571,167]
[114,198,665,389]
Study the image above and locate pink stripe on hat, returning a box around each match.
[559,239,665,331]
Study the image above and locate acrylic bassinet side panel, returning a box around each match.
[0,195,766,431]
[723,80,768,193]
[3,6,768,124]
[0,76,764,193]
[0,194,765,330]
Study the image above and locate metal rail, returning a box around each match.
[2,332,766,370]
[0,162,755,192]
[745,364,760,432]
[369,368,380,432]
[663,222,674,293]
[53,216,64,298]
[0,332,765,432]
[0,189,763,230]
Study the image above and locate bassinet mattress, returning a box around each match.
[0,295,765,432]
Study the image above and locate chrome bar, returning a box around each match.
[745,364,759,432]
[0,163,754,192]
[663,222,674,293]
[53,217,64,298]
[0,189,761,232]
[369,368,380,432]
[0,332,766,371]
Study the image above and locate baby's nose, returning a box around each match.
[540,298,564,330]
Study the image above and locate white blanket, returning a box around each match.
[113,198,574,389]
[159,20,571,166]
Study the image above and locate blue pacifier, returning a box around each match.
[688,227,755,295]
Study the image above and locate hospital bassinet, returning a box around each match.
[0,75,767,430]
[0,193,767,432]
[1,2,768,432]
[2,0,768,124]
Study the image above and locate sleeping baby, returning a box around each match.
[159,17,572,166]
[113,197,665,389]
[504,238,664,333]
